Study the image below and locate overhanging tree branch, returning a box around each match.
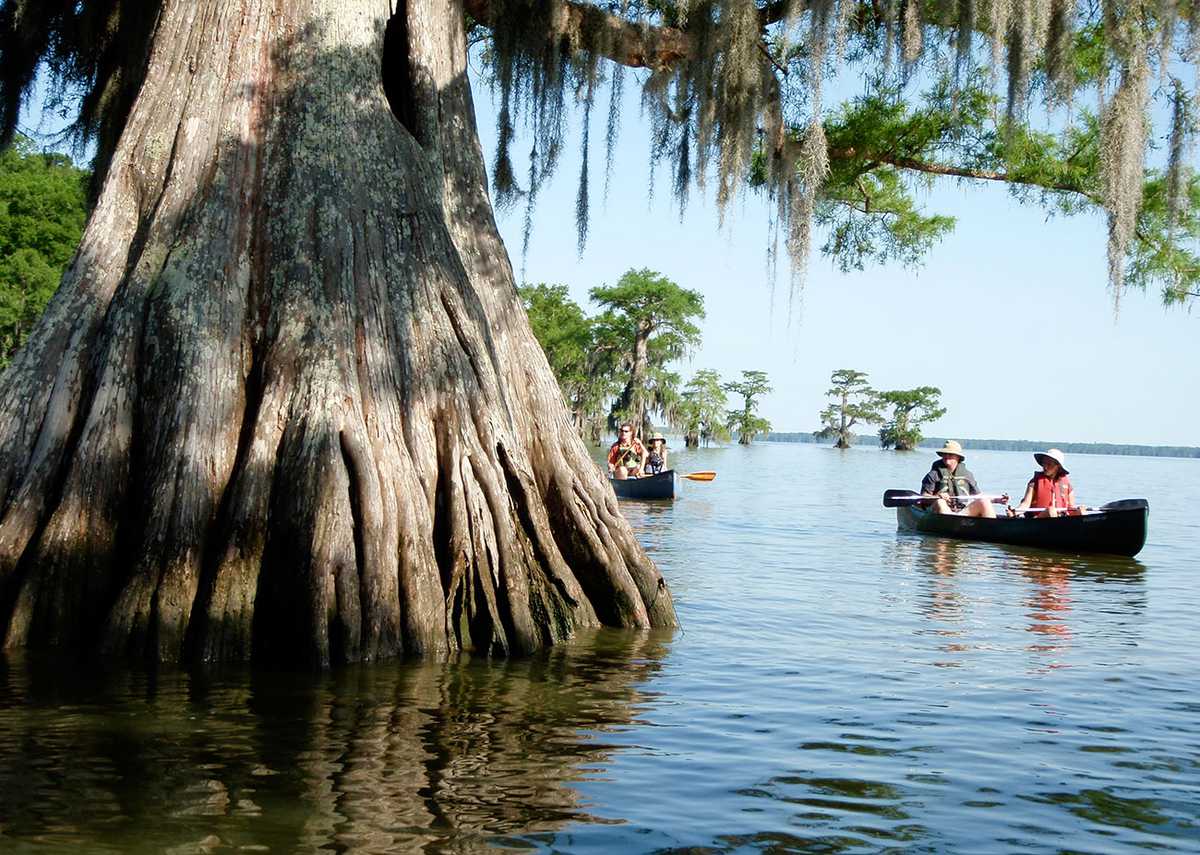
[826,146,1097,199]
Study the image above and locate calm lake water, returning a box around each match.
[2,442,1198,853]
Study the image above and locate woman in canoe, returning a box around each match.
[1009,449,1084,517]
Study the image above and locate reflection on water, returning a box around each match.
[2,443,1197,852]
[0,630,671,853]
[1023,562,1074,652]
[885,531,1148,668]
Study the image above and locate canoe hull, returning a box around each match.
[896,501,1148,557]
[610,470,676,500]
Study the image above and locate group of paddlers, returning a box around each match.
[922,440,1083,518]
[607,422,669,479]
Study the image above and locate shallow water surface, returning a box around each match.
[1,443,1198,852]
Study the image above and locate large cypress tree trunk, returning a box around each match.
[0,0,674,665]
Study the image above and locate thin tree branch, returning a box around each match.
[825,145,1096,199]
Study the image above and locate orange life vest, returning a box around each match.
[1030,471,1071,512]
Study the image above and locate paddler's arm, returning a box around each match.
[1007,482,1036,516]
[631,440,646,476]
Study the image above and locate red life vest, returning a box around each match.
[1029,471,1071,512]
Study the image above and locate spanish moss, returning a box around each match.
[714,0,767,215]
[1005,0,1032,122]
[989,0,1012,90]
[956,0,977,76]
[603,64,624,201]
[902,0,924,66]
[788,119,830,294]
[884,0,899,72]
[1100,45,1150,305]
[1165,77,1195,226]
[576,89,593,254]
[1044,0,1075,106]
[835,0,854,62]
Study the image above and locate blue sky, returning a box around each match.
[470,68,1199,448]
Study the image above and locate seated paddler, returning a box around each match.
[920,440,1004,518]
[607,423,645,480]
[1009,448,1084,517]
[644,432,669,475]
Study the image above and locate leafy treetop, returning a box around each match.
[674,368,731,446]
[0,134,87,365]
[590,268,705,343]
[877,385,946,450]
[724,369,772,444]
[591,267,705,433]
[817,367,883,447]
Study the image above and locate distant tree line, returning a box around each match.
[521,271,772,446]
[765,433,1200,460]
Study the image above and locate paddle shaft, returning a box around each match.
[1011,506,1089,514]
[893,493,1006,504]
[883,489,1010,508]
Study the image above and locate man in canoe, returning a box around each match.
[607,423,646,480]
[920,440,1003,518]
[1009,448,1084,517]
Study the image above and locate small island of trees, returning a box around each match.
[814,369,945,451]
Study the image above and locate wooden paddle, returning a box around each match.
[683,471,717,481]
[882,489,1006,507]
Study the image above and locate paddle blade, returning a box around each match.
[684,471,717,481]
[882,489,923,507]
[1099,498,1149,513]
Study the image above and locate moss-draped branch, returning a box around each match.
[4,0,1198,305]
[466,0,1198,306]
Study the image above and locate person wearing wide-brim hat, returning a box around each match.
[644,432,669,475]
[1010,448,1082,518]
[920,440,1005,518]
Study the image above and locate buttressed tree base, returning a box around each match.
[0,0,675,665]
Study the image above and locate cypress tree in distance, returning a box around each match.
[724,371,772,445]
[877,388,946,451]
[816,369,884,448]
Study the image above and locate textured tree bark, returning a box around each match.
[0,0,674,665]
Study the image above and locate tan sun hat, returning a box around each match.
[934,439,965,460]
[1034,448,1069,475]
[649,432,667,444]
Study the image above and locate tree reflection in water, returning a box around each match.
[887,533,1147,669]
[0,628,671,852]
